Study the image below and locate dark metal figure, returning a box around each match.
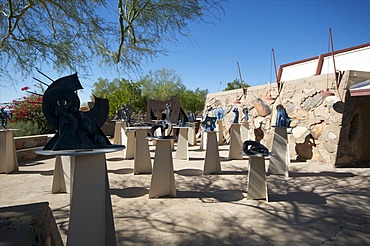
[150,103,174,139]
[42,73,121,150]
[242,140,271,156]
[201,116,217,131]
[232,107,239,124]
[276,104,292,127]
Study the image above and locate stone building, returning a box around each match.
[204,43,370,167]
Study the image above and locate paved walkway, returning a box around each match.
[1,143,370,245]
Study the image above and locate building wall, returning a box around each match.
[280,44,370,82]
[205,70,370,167]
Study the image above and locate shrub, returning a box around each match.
[7,121,41,137]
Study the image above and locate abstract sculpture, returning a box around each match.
[113,104,132,123]
[0,108,11,129]
[42,73,121,150]
[150,103,174,139]
[242,140,271,156]
[214,107,224,120]
[275,104,292,127]
[232,107,239,124]
[201,116,217,131]
[243,107,249,121]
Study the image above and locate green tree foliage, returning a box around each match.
[92,78,146,117]
[178,88,208,115]
[92,68,207,117]
[1,0,224,84]
[139,68,186,100]
[223,79,250,91]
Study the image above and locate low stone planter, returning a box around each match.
[14,134,54,162]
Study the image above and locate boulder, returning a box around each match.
[252,98,271,117]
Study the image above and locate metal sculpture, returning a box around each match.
[242,140,271,156]
[113,104,132,123]
[42,73,120,150]
[214,107,224,120]
[243,107,249,121]
[275,104,292,127]
[0,108,11,129]
[150,103,174,139]
[232,107,239,124]
[201,116,217,131]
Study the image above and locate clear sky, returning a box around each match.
[1,0,369,105]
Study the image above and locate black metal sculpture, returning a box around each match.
[113,104,132,123]
[150,103,174,139]
[242,140,271,156]
[0,108,11,129]
[232,107,239,124]
[42,73,121,150]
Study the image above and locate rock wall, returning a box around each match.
[204,70,370,167]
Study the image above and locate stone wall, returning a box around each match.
[205,70,370,167]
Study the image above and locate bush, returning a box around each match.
[7,121,41,137]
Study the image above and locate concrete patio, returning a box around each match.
[1,143,370,245]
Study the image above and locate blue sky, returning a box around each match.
[1,0,369,104]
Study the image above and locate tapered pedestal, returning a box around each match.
[148,138,177,198]
[240,122,249,143]
[203,131,221,174]
[188,123,197,146]
[113,121,127,145]
[228,123,243,160]
[216,120,224,145]
[175,127,189,160]
[127,127,152,174]
[0,130,19,174]
[247,156,268,201]
[268,127,290,177]
[51,156,70,193]
[36,147,124,246]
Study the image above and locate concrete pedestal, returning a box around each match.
[203,131,221,174]
[247,156,268,201]
[199,131,207,151]
[188,123,197,146]
[240,122,249,143]
[0,130,19,174]
[36,147,124,246]
[216,120,224,145]
[175,127,189,160]
[113,121,127,145]
[228,123,243,160]
[51,156,70,194]
[123,130,135,159]
[268,127,290,177]
[148,138,177,198]
[127,127,152,174]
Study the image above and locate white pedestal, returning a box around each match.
[36,147,124,246]
[199,131,207,151]
[175,127,189,160]
[52,156,70,193]
[0,130,19,174]
[268,127,290,177]
[228,123,243,160]
[216,120,224,145]
[148,138,176,198]
[203,131,221,174]
[188,123,197,146]
[123,130,135,159]
[240,122,249,143]
[113,121,127,145]
[127,127,152,174]
[247,156,268,201]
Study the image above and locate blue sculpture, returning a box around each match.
[201,116,217,131]
[243,107,249,121]
[214,108,224,120]
[232,108,239,124]
[276,104,292,127]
